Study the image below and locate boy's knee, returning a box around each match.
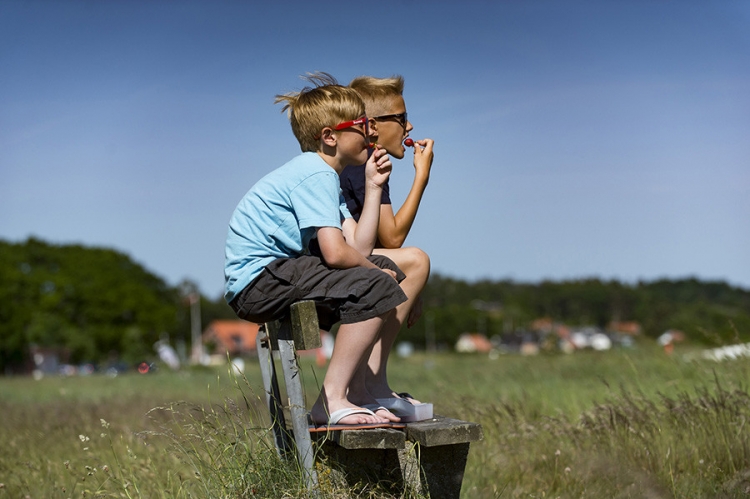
[413,247,430,270]
[401,247,431,275]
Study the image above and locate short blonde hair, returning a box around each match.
[349,75,404,115]
[275,72,365,152]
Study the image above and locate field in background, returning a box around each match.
[3,344,750,498]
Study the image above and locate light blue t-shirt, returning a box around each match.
[224,152,352,303]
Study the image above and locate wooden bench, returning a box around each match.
[255,300,483,498]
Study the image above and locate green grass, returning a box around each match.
[3,344,750,498]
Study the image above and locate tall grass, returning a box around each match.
[2,344,750,497]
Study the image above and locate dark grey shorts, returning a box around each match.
[229,254,407,331]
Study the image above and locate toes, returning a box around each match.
[374,408,401,422]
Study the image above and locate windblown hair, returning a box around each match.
[349,75,405,115]
[275,72,365,152]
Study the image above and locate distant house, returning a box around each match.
[530,318,571,340]
[202,320,260,357]
[455,333,493,353]
[490,330,541,355]
[608,321,642,336]
[529,318,574,352]
[530,317,554,334]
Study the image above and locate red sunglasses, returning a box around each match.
[316,116,369,140]
[332,116,369,132]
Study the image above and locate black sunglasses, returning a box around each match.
[372,112,408,127]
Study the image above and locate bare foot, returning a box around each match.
[348,388,401,422]
[369,405,402,422]
[394,392,422,405]
[367,384,423,406]
[310,400,390,425]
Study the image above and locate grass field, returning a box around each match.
[2,343,750,498]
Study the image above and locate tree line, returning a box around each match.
[2,238,749,373]
[404,274,750,348]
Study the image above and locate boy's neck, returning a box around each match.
[316,150,346,174]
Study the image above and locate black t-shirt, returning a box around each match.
[339,164,391,222]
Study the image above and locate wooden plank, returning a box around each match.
[313,427,406,450]
[265,319,281,350]
[290,300,321,350]
[255,327,292,458]
[405,416,484,447]
[277,334,318,491]
[265,301,320,351]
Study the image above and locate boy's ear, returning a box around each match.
[320,127,337,147]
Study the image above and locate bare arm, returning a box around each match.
[317,226,379,270]
[378,138,434,248]
[345,147,392,255]
[317,226,399,281]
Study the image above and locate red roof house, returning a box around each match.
[455,333,493,353]
[203,320,260,357]
[608,321,642,336]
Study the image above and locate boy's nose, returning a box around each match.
[405,120,413,133]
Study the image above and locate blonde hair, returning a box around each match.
[349,75,405,115]
[275,72,365,152]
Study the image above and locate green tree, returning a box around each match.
[0,238,181,373]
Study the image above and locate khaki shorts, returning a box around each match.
[229,254,407,331]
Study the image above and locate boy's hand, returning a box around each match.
[365,145,392,189]
[412,138,434,180]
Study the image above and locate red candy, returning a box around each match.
[404,138,414,147]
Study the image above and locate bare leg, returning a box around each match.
[310,314,395,425]
[361,247,430,401]
[346,310,402,422]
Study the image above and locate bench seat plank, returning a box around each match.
[313,427,406,450]
[405,415,484,447]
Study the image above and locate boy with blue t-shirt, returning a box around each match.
[225,73,405,427]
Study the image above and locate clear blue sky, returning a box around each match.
[2,1,749,298]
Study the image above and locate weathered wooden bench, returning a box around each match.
[255,300,483,498]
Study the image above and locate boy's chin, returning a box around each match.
[389,148,405,160]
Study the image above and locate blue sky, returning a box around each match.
[2,1,749,298]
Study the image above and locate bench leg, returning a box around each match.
[417,442,471,499]
[256,327,292,458]
[318,442,405,494]
[277,336,318,491]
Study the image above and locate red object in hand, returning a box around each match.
[404,138,414,147]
